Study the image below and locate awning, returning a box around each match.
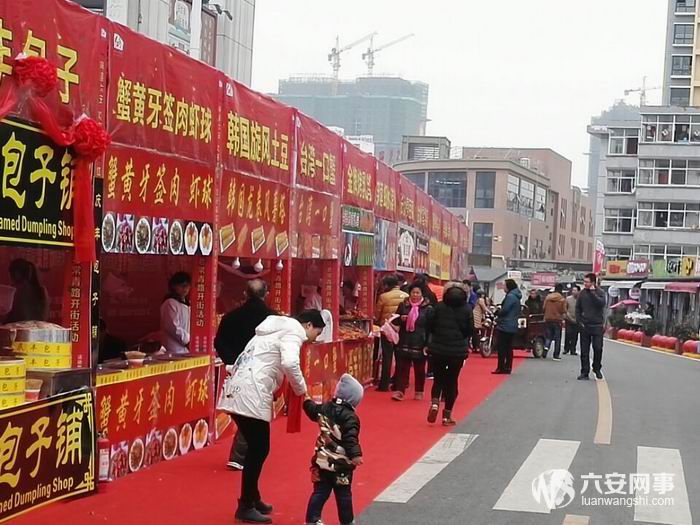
[600,280,640,289]
[665,282,700,293]
[641,281,670,290]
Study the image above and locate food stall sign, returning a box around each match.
[294,111,342,194]
[342,142,375,210]
[0,389,96,523]
[375,162,398,222]
[0,119,75,249]
[291,188,339,260]
[341,206,374,235]
[531,272,556,287]
[396,225,416,273]
[373,218,398,271]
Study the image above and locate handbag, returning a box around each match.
[380,314,400,344]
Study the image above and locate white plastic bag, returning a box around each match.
[380,314,400,344]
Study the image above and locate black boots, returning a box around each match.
[235,500,272,524]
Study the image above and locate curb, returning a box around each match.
[607,338,700,362]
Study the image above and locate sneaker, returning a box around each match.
[426,373,434,380]
[570,352,578,356]
[553,356,562,361]
[391,391,404,401]
[227,461,244,470]
[427,402,439,423]
[594,370,604,380]
[414,392,424,401]
[235,505,271,524]
[577,374,590,381]
[442,410,456,426]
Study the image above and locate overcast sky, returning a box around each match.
[252,0,667,188]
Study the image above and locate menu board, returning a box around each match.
[295,112,342,194]
[102,146,215,256]
[218,171,290,259]
[107,22,219,164]
[342,142,375,210]
[222,78,294,184]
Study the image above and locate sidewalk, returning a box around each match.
[14,353,527,525]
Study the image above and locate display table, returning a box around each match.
[96,355,213,480]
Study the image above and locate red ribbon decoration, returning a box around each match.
[0,55,109,262]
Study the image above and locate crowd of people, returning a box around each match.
[211,272,607,524]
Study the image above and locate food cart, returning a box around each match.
[0,1,106,520]
[95,22,218,480]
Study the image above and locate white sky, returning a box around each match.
[251,0,667,188]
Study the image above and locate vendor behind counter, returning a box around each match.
[3,259,49,324]
[160,272,192,355]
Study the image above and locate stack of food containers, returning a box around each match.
[0,356,26,409]
[4,321,72,369]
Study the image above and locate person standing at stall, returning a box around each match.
[426,282,473,426]
[375,275,408,392]
[221,310,324,524]
[525,289,542,315]
[493,279,521,375]
[215,279,275,471]
[543,284,566,360]
[160,272,191,355]
[4,259,49,323]
[576,273,607,381]
[391,284,432,401]
[472,291,488,353]
[564,285,581,355]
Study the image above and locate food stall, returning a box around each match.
[0,1,106,520]
[95,22,218,480]
[291,111,343,401]
[441,207,453,282]
[414,187,431,278]
[396,175,418,282]
[338,143,376,386]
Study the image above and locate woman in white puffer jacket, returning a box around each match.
[220,310,325,524]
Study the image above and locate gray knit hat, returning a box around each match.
[334,373,364,408]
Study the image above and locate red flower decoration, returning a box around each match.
[72,117,111,161]
[12,56,58,98]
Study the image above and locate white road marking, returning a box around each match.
[493,438,580,514]
[374,433,478,503]
[563,515,590,525]
[634,446,692,525]
[594,378,612,445]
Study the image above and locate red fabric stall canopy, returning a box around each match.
[665,282,700,293]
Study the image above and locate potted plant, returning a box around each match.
[670,317,698,354]
[607,307,627,340]
[641,319,660,347]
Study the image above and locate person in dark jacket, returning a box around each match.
[576,273,607,381]
[493,279,522,375]
[215,279,275,470]
[303,374,363,525]
[524,289,543,315]
[5,258,49,323]
[426,283,474,426]
[391,284,433,401]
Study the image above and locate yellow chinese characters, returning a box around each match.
[114,74,213,145]
[417,204,429,231]
[227,111,289,172]
[56,405,85,467]
[26,416,52,478]
[0,422,22,488]
[300,142,337,187]
[376,181,397,215]
[346,165,373,204]
[400,196,415,223]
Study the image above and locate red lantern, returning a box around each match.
[651,335,662,347]
[634,331,643,343]
[666,337,679,351]
[682,339,698,354]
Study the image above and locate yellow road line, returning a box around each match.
[594,378,612,445]
[563,515,590,525]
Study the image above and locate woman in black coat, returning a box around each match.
[426,283,474,426]
[391,284,433,401]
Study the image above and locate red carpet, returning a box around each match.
[14,353,527,525]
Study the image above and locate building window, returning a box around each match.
[428,171,467,208]
[670,87,691,106]
[580,207,586,234]
[578,240,584,260]
[560,198,567,229]
[572,203,578,232]
[403,172,426,190]
[519,179,535,218]
[586,242,593,261]
[472,223,493,255]
[534,187,546,221]
[634,244,699,261]
[558,234,565,256]
[676,0,696,13]
[606,247,633,261]
[507,175,520,213]
[638,159,700,185]
[641,114,700,142]
[604,208,634,233]
[588,210,594,237]
[606,170,636,193]
[609,128,639,155]
[637,202,700,229]
[512,234,518,258]
[672,56,693,76]
[570,238,576,257]
[674,24,694,45]
[474,171,495,208]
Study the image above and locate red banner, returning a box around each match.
[218,171,290,259]
[397,175,416,227]
[441,207,453,244]
[295,111,342,194]
[459,222,470,251]
[61,261,92,368]
[342,142,375,210]
[375,162,397,222]
[0,0,108,128]
[96,359,213,479]
[291,188,340,259]
[107,22,220,163]
[430,198,442,240]
[451,214,460,249]
[415,188,430,235]
[222,78,294,185]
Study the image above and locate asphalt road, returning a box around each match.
[362,341,700,525]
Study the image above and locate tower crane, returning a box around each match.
[624,76,661,106]
[362,33,415,76]
[328,32,377,79]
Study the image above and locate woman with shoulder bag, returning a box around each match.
[391,284,433,401]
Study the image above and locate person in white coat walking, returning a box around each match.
[221,309,326,524]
